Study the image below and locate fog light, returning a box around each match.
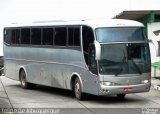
[141,80,149,84]
[100,81,117,86]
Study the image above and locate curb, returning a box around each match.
[151,84,160,91]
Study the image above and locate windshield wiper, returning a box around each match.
[115,68,123,76]
[131,59,142,75]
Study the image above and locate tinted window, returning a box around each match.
[31,28,41,45]
[11,29,16,44]
[4,29,12,44]
[21,28,30,44]
[99,44,151,75]
[11,29,20,44]
[82,26,94,65]
[68,27,80,46]
[42,28,53,45]
[82,26,94,52]
[96,27,146,42]
[55,27,67,46]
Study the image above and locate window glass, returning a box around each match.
[96,27,145,42]
[31,28,41,45]
[55,27,67,46]
[82,26,94,52]
[11,29,16,44]
[82,26,94,65]
[21,28,30,44]
[68,27,80,46]
[42,28,53,45]
[11,29,20,44]
[4,29,12,44]
[99,43,151,75]
[15,29,20,44]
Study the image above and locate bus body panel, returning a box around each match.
[4,44,100,95]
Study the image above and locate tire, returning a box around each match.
[19,70,36,89]
[117,94,126,99]
[74,78,85,100]
[20,70,29,89]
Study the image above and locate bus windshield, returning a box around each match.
[96,27,146,42]
[98,43,151,75]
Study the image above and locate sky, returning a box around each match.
[0,0,126,24]
[0,0,159,24]
[0,0,160,56]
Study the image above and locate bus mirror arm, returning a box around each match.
[94,41,101,60]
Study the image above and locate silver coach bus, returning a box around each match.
[3,19,151,100]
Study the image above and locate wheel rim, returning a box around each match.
[75,81,80,98]
[20,71,26,87]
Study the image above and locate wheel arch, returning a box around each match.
[70,72,83,91]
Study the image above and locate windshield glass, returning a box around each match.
[99,43,151,75]
[96,27,146,42]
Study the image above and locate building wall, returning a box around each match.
[148,22,160,63]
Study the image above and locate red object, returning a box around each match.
[123,88,133,92]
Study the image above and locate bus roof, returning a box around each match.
[5,19,144,29]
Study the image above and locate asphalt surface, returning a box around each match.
[0,76,160,114]
[0,63,160,114]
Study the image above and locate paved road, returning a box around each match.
[0,76,160,114]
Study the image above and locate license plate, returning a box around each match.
[123,88,133,92]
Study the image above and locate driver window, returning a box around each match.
[82,26,94,65]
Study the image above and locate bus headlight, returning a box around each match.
[100,81,117,86]
[141,80,149,84]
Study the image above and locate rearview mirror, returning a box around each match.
[94,41,101,60]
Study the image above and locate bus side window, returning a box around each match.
[21,28,31,44]
[4,29,12,44]
[4,29,20,45]
[42,28,53,45]
[68,27,80,46]
[31,28,41,45]
[11,29,20,44]
[55,27,67,46]
[11,29,16,44]
[82,26,94,65]
[15,29,20,44]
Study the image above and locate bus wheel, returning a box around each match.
[117,94,126,99]
[74,78,84,100]
[20,70,29,89]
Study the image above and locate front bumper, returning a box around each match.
[99,83,151,95]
